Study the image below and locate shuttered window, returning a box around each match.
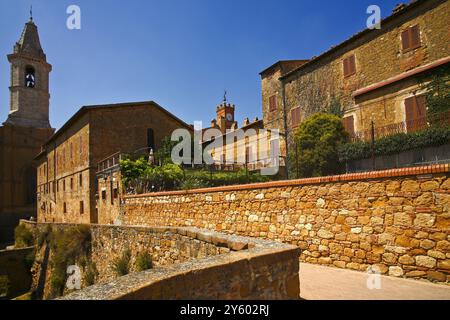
[291,107,301,127]
[343,55,356,77]
[401,25,421,52]
[405,95,427,132]
[269,95,277,112]
[245,146,253,163]
[342,116,355,136]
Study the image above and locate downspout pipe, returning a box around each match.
[280,78,290,180]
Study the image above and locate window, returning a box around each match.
[343,55,356,77]
[405,95,427,132]
[63,179,66,191]
[79,173,83,187]
[270,139,280,161]
[25,66,35,88]
[343,116,355,136]
[291,107,301,127]
[80,201,84,214]
[70,178,74,190]
[63,202,67,214]
[269,95,277,112]
[101,190,106,200]
[79,136,83,162]
[245,146,253,163]
[401,25,421,52]
[147,128,155,151]
[113,188,119,199]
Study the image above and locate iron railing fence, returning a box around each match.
[349,110,450,142]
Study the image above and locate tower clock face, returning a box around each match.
[226,113,233,121]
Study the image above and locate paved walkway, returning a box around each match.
[300,263,450,300]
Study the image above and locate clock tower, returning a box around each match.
[215,97,237,133]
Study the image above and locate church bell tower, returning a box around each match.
[4,15,52,128]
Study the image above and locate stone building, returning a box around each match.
[203,99,286,176]
[36,101,192,224]
[0,17,54,243]
[261,0,450,168]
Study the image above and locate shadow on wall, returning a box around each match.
[0,247,34,299]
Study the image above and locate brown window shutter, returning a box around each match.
[410,25,420,48]
[269,95,277,112]
[415,95,426,117]
[405,96,416,132]
[291,108,300,127]
[349,55,356,75]
[343,55,355,77]
[343,58,349,77]
[401,29,410,51]
[343,116,355,136]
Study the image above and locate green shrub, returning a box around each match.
[48,225,92,298]
[14,224,34,248]
[112,249,131,277]
[420,64,450,116]
[339,125,450,161]
[135,251,153,272]
[290,113,348,178]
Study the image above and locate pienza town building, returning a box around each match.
[0,0,448,299]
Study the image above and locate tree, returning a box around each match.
[290,113,348,178]
[327,96,344,117]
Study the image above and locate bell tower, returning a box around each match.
[4,16,52,128]
[0,15,54,244]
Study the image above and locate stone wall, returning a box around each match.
[23,221,300,299]
[122,164,450,284]
[60,228,300,300]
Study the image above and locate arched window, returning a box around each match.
[24,166,37,204]
[147,128,155,151]
[25,66,35,88]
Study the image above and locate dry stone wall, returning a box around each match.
[123,165,450,284]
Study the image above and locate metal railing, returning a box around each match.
[349,110,450,142]
[97,152,122,173]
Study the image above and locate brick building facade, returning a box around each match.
[261,0,450,171]
[0,18,54,243]
[36,101,192,224]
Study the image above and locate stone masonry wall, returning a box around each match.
[23,221,300,300]
[122,164,450,284]
[61,228,300,300]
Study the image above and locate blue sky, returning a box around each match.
[0,0,400,130]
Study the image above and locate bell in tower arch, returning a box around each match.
[25,66,35,88]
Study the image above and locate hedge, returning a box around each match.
[338,125,450,162]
